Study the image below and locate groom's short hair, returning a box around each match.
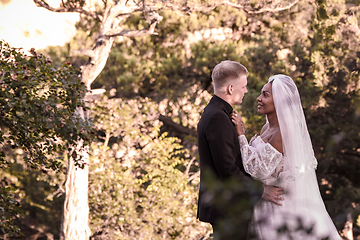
[212,60,248,90]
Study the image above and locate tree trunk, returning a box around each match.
[59,6,119,239]
[60,107,91,240]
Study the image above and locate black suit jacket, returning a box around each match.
[197,95,261,224]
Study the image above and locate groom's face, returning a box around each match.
[232,74,248,105]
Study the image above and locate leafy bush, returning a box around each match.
[88,97,210,239]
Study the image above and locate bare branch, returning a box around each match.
[160,0,299,15]
[184,157,196,176]
[188,171,200,182]
[103,25,156,37]
[159,114,197,137]
[33,0,102,21]
[71,49,95,59]
[104,12,163,37]
[248,0,299,14]
[84,89,106,101]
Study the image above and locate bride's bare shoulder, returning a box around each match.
[269,129,283,154]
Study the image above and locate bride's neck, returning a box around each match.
[267,112,279,129]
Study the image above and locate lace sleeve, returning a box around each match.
[239,135,283,181]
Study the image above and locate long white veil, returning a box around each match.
[268,74,318,178]
[265,74,340,239]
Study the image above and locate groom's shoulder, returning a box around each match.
[202,102,223,117]
[201,104,229,125]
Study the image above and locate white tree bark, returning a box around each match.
[60,122,91,240]
[60,159,91,240]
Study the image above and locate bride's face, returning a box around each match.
[257,83,275,115]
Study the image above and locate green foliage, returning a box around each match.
[88,97,210,239]
[93,8,251,101]
[0,40,93,237]
[0,41,92,170]
[0,186,22,237]
[306,0,360,225]
[1,157,65,239]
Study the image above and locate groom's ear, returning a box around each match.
[227,84,234,95]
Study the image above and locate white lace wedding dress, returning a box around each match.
[239,134,342,240]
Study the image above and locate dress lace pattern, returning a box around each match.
[239,135,283,183]
[239,134,342,240]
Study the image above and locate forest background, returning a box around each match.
[1,0,360,239]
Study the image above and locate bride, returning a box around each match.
[231,74,342,240]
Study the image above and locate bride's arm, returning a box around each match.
[239,135,283,181]
[230,111,283,180]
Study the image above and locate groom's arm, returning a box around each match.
[206,112,246,179]
[262,185,284,206]
[205,112,264,203]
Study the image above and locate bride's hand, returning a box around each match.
[231,110,245,136]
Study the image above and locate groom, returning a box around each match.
[197,61,283,239]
